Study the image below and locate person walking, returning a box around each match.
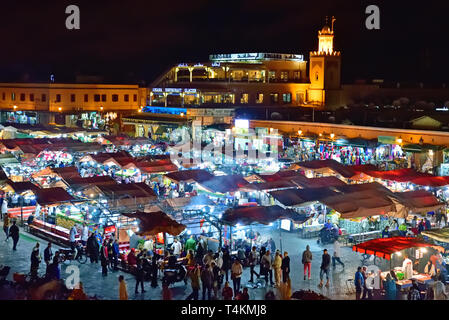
[281,251,290,283]
[171,238,182,258]
[222,281,233,300]
[119,275,128,300]
[3,213,9,241]
[111,239,119,270]
[318,249,331,288]
[384,271,397,300]
[332,238,345,268]
[69,225,78,251]
[248,246,260,283]
[134,259,146,293]
[354,266,364,300]
[8,220,19,250]
[273,250,282,287]
[86,233,99,263]
[231,258,243,294]
[185,235,196,252]
[186,264,201,300]
[261,250,274,287]
[221,248,231,282]
[302,245,313,280]
[100,240,109,276]
[43,242,53,267]
[80,223,89,246]
[210,261,221,298]
[201,263,213,300]
[30,242,41,279]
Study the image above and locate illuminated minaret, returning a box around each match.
[308,16,341,108]
[318,16,335,54]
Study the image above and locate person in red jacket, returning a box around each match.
[100,240,109,276]
[222,281,233,300]
[127,248,137,267]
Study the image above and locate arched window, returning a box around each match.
[315,72,319,81]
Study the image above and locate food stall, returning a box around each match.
[353,236,444,291]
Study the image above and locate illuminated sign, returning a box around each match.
[211,62,221,67]
[184,88,197,94]
[194,63,204,67]
[152,88,163,93]
[178,63,188,67]
[165,88,183,93]
[209,52,304,62]
[235,119,249,129]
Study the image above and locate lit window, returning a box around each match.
[280,71,289,82]
[270,93,278,104]
[268,71,276,81]
[240,93,249,104]
[256,93,263,104]
[294,71,301,81]
[282,93,292,103]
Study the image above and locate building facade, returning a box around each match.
[148,19,342,111]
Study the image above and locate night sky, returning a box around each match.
[1,0,449,84]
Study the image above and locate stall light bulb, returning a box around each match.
[395,252,401,256]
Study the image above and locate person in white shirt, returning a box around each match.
[69,225,78,251]
[402,254,414,280]
[332,238,345,268]
[424,260,436,277]
[80,223,89,246]
[171,238,182,257]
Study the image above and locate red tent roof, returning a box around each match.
[352,236,441,260]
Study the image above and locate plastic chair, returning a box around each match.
[346,278,356,295]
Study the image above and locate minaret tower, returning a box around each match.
[308,16,342,108]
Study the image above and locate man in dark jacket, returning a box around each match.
[135,259,146,293]
[221,249,231,282]
[30,242,41,279]
[86,233,99,263]
[319,249,331,288]
[44,242,53,266]
[201,264,213,300]
[281,251,290,283]
[8,220,19,250]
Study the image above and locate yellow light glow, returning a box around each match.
[298,130,302,135]
[396,138,402,144]
[428,150,434,156]
[138,109,142,113]
[395,251,401,257]
[319,133,323,137]
[100,107,104,111]
[58,107,62,111]
[330,133,335,139]
[421,248,427,253]
[13,105,17,109]
[180,113,185,117]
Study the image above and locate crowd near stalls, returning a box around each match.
[3,121,449,300]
